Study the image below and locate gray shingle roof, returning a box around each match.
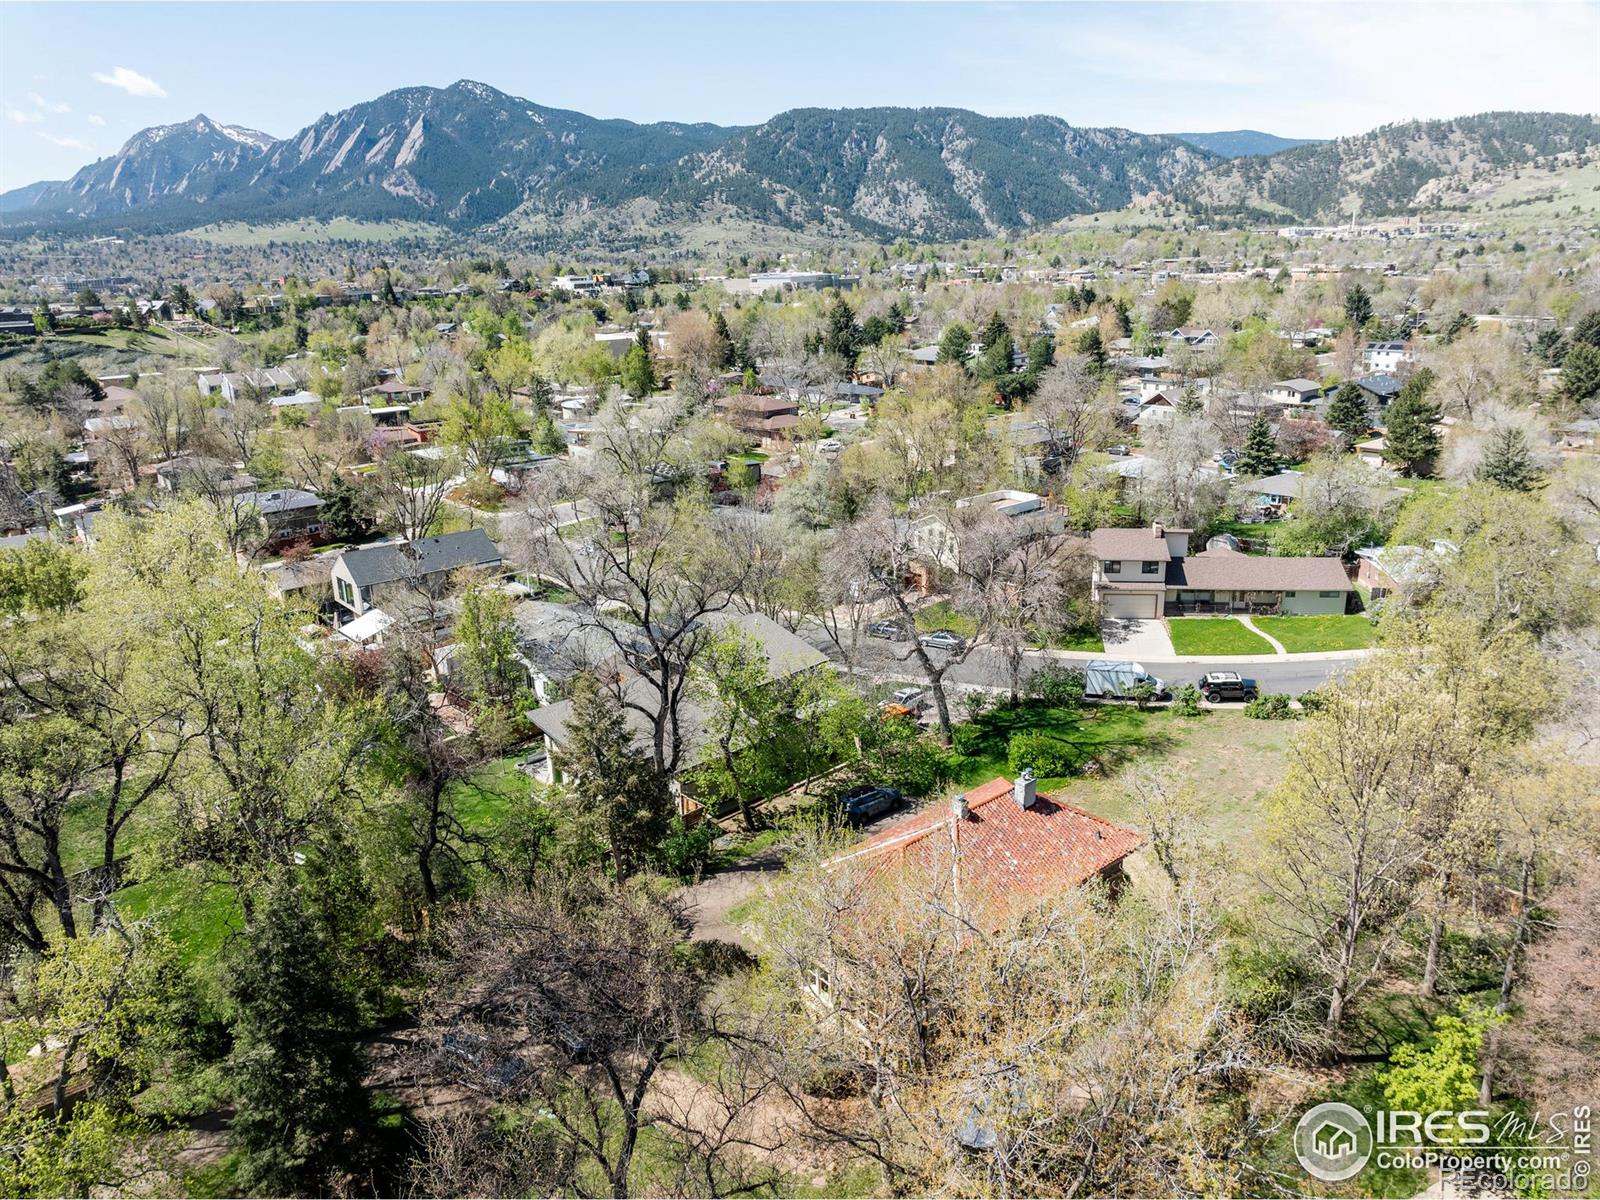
[337,529,501,588]
[1164,548,1351,592]
[1089,527,1171,562]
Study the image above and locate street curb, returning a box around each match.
[1030,647,1378,666]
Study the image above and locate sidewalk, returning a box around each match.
[1237,615,1288,656]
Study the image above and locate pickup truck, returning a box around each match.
[1083,659,1170,701]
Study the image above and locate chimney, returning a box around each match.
[952,793,969,821]
[1152,521,1165,538]
[1013,769,1037,810]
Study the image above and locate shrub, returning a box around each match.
[1244,693,1297,720]
[881,736,955,798]
[1297,688,1328,715]
[1026,663,1085,708]
[951,724,986,757]
[657,816,722,881]
[1006,731,1077,778]
[1127,681,1156,711]
[960,691,990,722]
[1171,684,1203,717]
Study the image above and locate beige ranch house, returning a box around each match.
[1090,524,1352,619]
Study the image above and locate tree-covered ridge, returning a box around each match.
[1179,111,1600,221]
[654,107,1214,238]
[0,89,1212,239]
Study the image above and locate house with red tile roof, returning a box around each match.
[826,773,1144,933]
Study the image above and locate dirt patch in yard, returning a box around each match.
[1497,869,1600,1116]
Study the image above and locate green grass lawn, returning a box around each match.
[1064,710,1294,850]
[914,599,977,638]
[1049,627,1106,652]
[950,702,1153,790]
[449,754,535,834]
[1254,615,1377,653]
[1201,518,1287,555]
[1166,617,1275,656]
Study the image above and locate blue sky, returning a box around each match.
[3,1,1597,190]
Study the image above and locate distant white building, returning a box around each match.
[1362,341,1414,374]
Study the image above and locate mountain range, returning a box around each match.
[3,82,1595,240]
[1166,130,1323,157]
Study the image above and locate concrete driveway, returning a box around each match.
[1100,617,1175,659]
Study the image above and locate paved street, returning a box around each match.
[795,622,1364,699]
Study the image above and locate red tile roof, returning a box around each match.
[829,776,1144,930]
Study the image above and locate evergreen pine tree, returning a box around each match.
[823,296,862,363]
[1325,382,1371,448]
[710,310,736,369]
[1076,327,1107,369]
[530,411,566,456]
[1236,414,1279,478]
[228,882,373,1197]
[1344,284,1373,329]
[555,675,674,879]
[1383,375,1443,476]
[1475,426,1541,491]
[937,322,972,367]
[979,312,1009,351]
[1559,343,1600,409]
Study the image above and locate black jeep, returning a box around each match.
[1196,671,1259,703]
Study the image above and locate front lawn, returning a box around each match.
[1166,617,1275,656]
[1049,627,1106,652]
[949,701,1152,790]
[914,599,977,638]
[1067,710,1295,849]
[1254,614,1376,653]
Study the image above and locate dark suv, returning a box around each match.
[840,784,903,822]
[1197,671,1259,703]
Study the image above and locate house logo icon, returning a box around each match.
[1294,1101,1373,1182]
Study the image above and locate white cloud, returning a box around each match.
[5,107,44,125]
[92,66,167,98]
[27,92,70,114]
[39,133,94,151]
[87,114,107,127]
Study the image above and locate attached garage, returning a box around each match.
[1104,591,1160,619]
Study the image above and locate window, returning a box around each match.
[1319,591,1339,598]
[1103,560,1122,574]
[1141,560,1161,575]
[336,576,355,606]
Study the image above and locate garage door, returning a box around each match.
[1104,593,1158,618]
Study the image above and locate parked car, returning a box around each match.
[1196,671,1258,703]
[865,619,907,641]
[817,438,843,453]
[890,686,925,708]
[841,784,903,822]
[917,629,966,653]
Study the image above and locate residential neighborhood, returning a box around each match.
[0,5,1596,1198]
